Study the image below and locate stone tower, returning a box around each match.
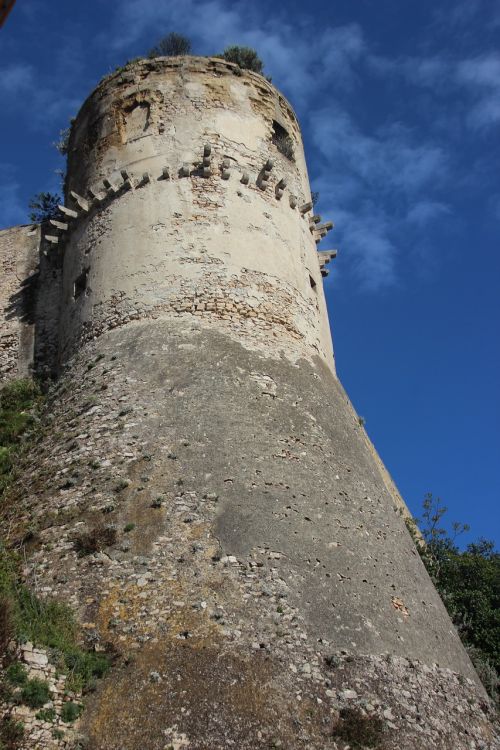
[1,57,497,749]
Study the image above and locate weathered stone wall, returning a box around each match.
[58,57,334,371]
[0,224,40,382]
[4,323,497,749]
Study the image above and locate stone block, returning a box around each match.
[49,219,68,231]
[58,204,78,219]
[69,191,90,212]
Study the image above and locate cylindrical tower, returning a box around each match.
[15,58,496,749]
[60,55,334,372]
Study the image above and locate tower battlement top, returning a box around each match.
[84,55,299,130]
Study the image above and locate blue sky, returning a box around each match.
[1,0,499,546]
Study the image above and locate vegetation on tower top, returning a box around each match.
[148,32,192,58]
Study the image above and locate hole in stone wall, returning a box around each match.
[125,101,151,136]
[74,268,89,299]
[309,274,317,291]
[272,120,295,161]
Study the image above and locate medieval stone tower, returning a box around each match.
[0,57,497,749]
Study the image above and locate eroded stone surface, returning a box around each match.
[2,323,497,748]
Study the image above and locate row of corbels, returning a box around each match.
[43,143,336,268]
[42,170,135,245]
[297,201,337,271]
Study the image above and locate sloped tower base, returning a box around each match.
[9,319,495,749]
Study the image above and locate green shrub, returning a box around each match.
[0,379,42,496]
[148,32,191,58]
[216,46,264,74]
[21,678,51,708]
[28,192,61,223]
[0,546,111,695]
[0,717,24,748]
[35,707,56,722]
[5,662,28,686]
[61,701,82,723]
[123,523,135,533]
[407,494,500,702]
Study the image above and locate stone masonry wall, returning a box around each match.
[0,225,39,382]
[56,57,335,370]
[1,322,497,749]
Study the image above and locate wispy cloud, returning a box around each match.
[104,0,365,104]
[310,109,448,289]
[0,63,35,94]
[0,61,80,131]
[406,201,451,227]
[456,54,500,129]
[368,50,500,132]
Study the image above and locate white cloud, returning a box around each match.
[406,201,451,226]
[0,63,34,94]
[456,54,500,129]
[309,108,449,289]
[312,111,447,196]
[369,50,500,132]
[104,0,365,104]
[0,61,80,131]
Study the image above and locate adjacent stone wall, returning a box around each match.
[2,644,81,750]
[0,225,40,382]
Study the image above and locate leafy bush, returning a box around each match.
[0,380,41,447]
[21,678,51,708]
[0,717,24,749]
[61,701,82,723]
[407,494,499,700]
[5,662,28,686]
[0,377,42,502]
[28,192,61,223]
[35,707,56,722]
[0,594,14,654]
[216,46,264,74]
[274,133,294,160]
[148,32,191,58]
[271,121,294,161]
